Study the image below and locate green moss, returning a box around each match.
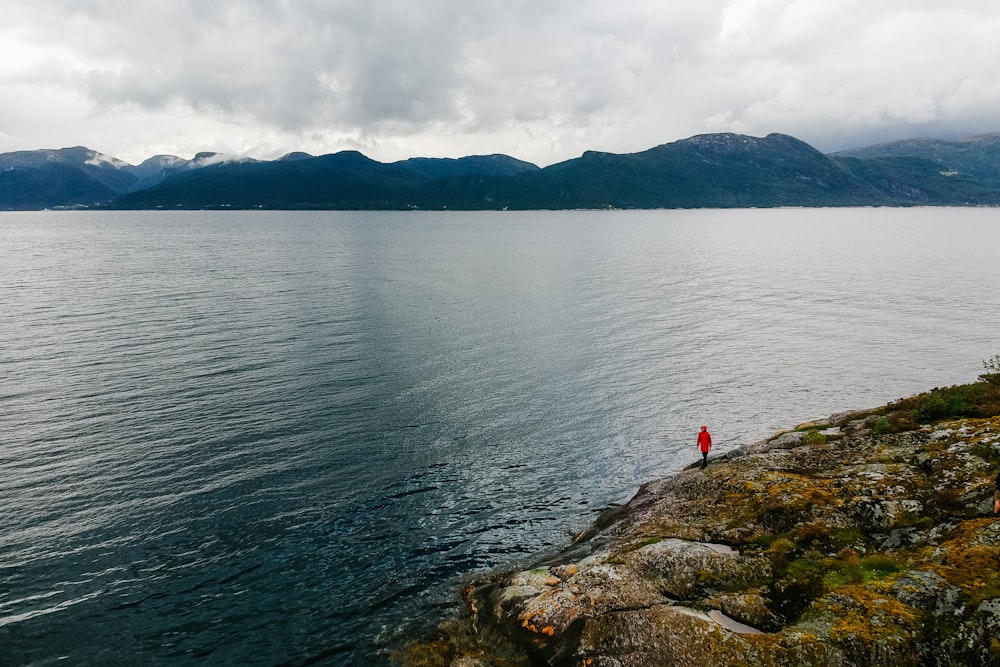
[749,533,779,548]
[617,536,664,555]
[786,555,826,580]
[822,571,850,588]
[898,511,934,529]
[801,428,827,446]
[635,537,664,548]
[770,543,905,616]
[830,528,866,549]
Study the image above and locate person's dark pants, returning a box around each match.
[701,452,708,469]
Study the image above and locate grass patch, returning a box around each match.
[859,554,904,578]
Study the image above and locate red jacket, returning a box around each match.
[698,430,712,452]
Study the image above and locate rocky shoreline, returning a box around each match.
[401,389,1000,666]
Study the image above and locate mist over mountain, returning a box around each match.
[3,133,1000,211]
[0,147,134,209]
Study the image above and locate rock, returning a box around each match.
[405,411,1000,667]
[575,605,765,666]
[933,597,1000,665]
[891,570,962,617]
[746,430,805,453]
[619,538,743,598]
[712,591,784,631]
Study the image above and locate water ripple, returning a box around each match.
[2,209,999,665]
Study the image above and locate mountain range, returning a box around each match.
[3,132,1000,211]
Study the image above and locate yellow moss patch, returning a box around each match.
[825,583,921,644]
[715,471,844,533]
[933,531,1000,605]
[759,473,842,515]
[793,521,833,543]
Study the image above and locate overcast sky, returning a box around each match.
[2,0,1000,166]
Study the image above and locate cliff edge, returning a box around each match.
[401,379,1000,666]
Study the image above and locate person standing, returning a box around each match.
[698,425,712,469]
[994,471,1000,513]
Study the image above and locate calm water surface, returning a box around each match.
[2,209,999,665]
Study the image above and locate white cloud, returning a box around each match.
[2,0,1000,165]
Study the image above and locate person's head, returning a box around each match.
[701,425,707,431]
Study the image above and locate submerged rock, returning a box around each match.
[402,408,1000,667]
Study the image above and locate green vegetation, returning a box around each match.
[765,546,901,619]
[619,536,664,553]
[875,360,1000,432]
[800,428,827,446]
[762,531,907,621]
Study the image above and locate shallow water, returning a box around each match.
[2,208,998,665]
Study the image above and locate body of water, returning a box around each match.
[2,208,998,665]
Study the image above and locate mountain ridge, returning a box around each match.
[3,132,1000,210]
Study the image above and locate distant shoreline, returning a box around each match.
[7,132,1000,211]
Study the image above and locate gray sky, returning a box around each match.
[3,0,1000,166]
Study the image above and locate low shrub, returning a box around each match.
[885,379,1000,426]
[981,354,1000,387]
[914,388,968,422]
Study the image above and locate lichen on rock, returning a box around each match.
[400,386,1000,667]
